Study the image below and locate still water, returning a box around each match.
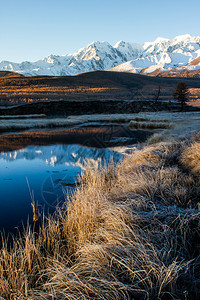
[0,144,123,233]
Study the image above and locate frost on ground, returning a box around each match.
[0,111,200,140]
[0,116,84,133]
[0,114,46,119]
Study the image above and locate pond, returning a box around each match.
[0,144,124,234]
[0,125,155,234]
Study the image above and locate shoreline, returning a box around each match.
[0,125,154,152]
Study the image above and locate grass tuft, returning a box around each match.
[129,120,173,130]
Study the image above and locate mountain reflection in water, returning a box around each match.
[0,144,124,233]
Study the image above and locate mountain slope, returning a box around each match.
[0,41,142,76]
[0,34,200,77]
[110,34,200,76]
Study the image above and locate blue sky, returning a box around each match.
[0,0,199,62]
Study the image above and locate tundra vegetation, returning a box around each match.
[0,134,200,299]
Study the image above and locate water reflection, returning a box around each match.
[0,144,123,233]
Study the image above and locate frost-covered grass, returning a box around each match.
[0,117,84,133]
[129,120,173,129]
[0,111,200,136]
[0,114,46,119]
[0,136,200,299]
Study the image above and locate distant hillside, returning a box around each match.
[157,68,200,78]
[0,71,23,78]
[0,71,200,107]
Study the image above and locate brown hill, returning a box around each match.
[190,56,200,66]
[140,67,163,77]
[0,71,23,78]
[157,68,200,78]
[0,70,200,106]
[141,62,200,78]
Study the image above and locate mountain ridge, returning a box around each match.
[1,34,200,77]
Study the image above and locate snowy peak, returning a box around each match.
[114,41,143,61]
[110,34,200,75]
[143,34,200,56]
[0,34,200,77]
[143,37,170,55]
[73,40,142,68]
[172,34,193,43]
[0,40,142,76]
[75,41,116,62]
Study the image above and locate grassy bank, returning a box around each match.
[0,136,200,299]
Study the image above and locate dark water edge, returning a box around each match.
[0,99,172,116]
[0,124,154,151]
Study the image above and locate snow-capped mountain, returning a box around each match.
[0,34,200,76]
[110,34,200,75]
[0,41,142,76]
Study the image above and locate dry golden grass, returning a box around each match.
[129,120,173,130]
[0,73,128,104]
[181,142,200,175]
[0,137,200,299]
[0,71,200,105]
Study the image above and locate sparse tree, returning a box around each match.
[173,81,189,111]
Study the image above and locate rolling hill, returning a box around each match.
[0,71,200,109]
